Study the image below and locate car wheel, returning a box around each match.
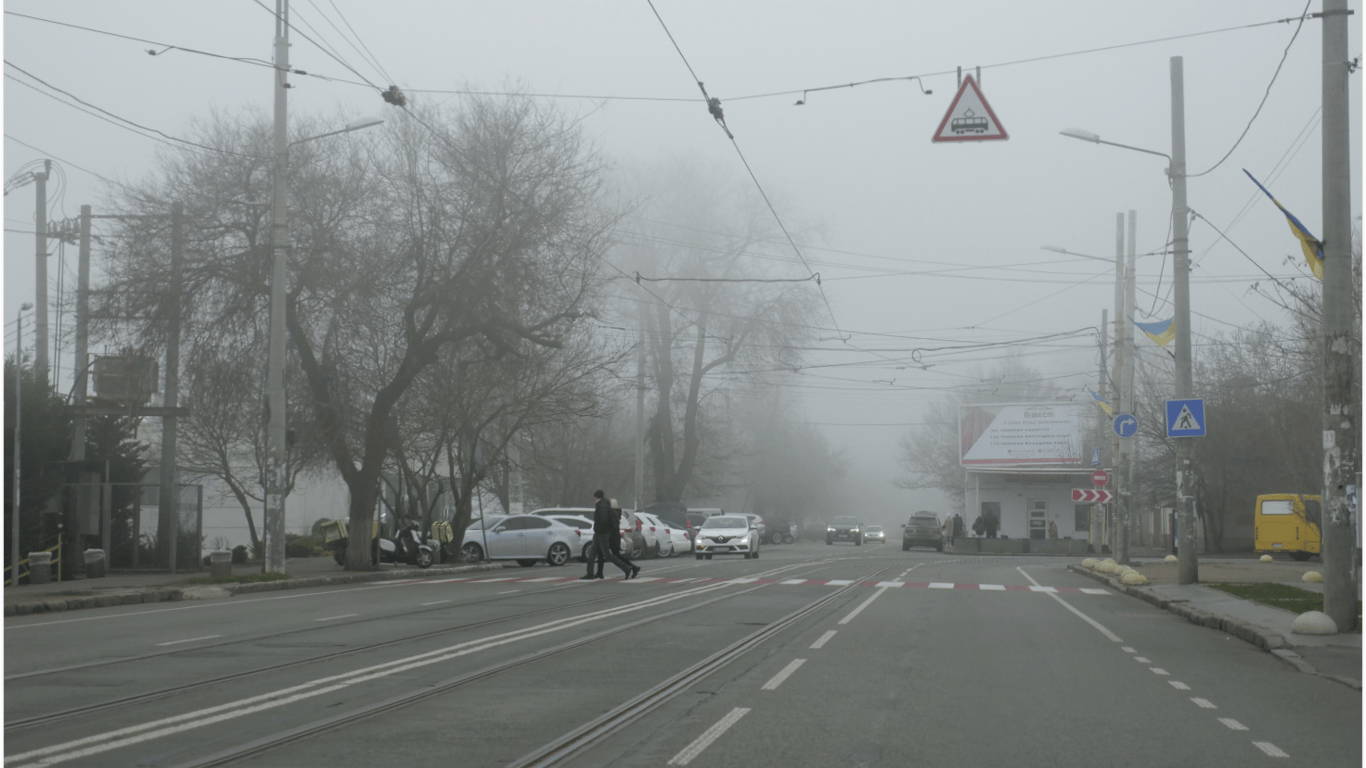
[753,550,759,559]
[517,559,538,567]
[855,538,862,546]
[461,542,484,562]
[546,542,571,567]
[696,554,704,560]
[826,539,833,545]
[902,542,910,551]
[783,534,794,544]
[705,554,713,560]
[936,543,943,552]
[417,549,434,568]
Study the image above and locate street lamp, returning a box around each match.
[264,51,385,574]
[1039,245,1114,264]
[1059,55,1195,583]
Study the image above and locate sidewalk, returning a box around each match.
[3,556,504,617]
[1069,551,1361,690]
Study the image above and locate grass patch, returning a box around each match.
[1208,582,1361,632]
[186,573,292,585]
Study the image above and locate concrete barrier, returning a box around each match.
[28,552,51,584]
[953,538,980,553]
[1030,539,1089,555]
[209,550,233,579]
[83,549,106,578]
[978,538,1028,554]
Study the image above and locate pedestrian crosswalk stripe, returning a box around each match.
[433,574,1111,595]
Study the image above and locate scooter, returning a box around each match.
[329,523,434,568]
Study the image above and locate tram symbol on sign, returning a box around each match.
[950,110,989,135]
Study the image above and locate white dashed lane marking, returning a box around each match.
[761,659,806,690]
[1192,698,1217,709]
[1219,718,1248,731]
[810,630,836,649]
[667,708,750,766]
[1253,742,1289,757]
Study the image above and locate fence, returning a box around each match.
[55,482,202,572]
[3,534,62,586]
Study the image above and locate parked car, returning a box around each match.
[902,512,943,552]
[763,516,794,544]
[635,511,673,558]
[544,514,596,562]
[864,525,886,543]
[459,515,580,566]
[660,517,692,556]
[741,514,767,542]
[693,515,760,560]
[827,516,863,545]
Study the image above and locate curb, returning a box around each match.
[4,562,503,617]
[1067,564,1362,691]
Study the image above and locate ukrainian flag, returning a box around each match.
[1243,169,1324,280]
[1133,317,1176,349]
[1088,388,1114,417]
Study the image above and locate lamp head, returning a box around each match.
[19,302,32,311]
[1060,128,1100,143]
[344,116,384,132]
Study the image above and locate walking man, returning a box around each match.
[582,490,638,580]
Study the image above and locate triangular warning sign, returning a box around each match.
[1173,404,1202,432]
[931,74,1008,143]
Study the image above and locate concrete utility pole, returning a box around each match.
[70,206,91,465]
[33,160,50,384]
[157,202,184,571]
[1319,0,1356,630]
[1124,209,1137,551]
[264,0,291,574]
[635,300,647,513]
[1113,213,1126,560]
[1170,56,1198,585]
[12,303,33,581]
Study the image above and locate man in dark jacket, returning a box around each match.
[582,490,637,580]
[585,498,634,578]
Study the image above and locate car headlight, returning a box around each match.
[852,528,860,533]
[827,527,835,532]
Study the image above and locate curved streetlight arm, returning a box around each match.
[1039,245,1113,264]
[288,117,384,148]
[1059,129,1171,163]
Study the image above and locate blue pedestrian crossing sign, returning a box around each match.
[1113,413,1138,439]
[1166,398,1206,438]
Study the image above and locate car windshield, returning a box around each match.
[866,526,883,532]
[703,516,748,529]
[831,517,859,525]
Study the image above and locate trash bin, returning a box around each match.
[209,550,232,579]
[84,549,106,578]
[28,552,51,585]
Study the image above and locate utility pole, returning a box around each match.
[635,299,647,513]
[1113,213,1126,559]
[33,160,50,384]
[1096,308,1108,553]
[1124,209,1138,550]
[157,202,184,571]
[65,206,93,578]
[1170,56,1197,585]
[12,304,32,581]
[1319,0,1355,630]
[264,0,291,573]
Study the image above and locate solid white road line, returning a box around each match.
[314,614,358,622]
[1252,741,1288,757]
[839,587,889,625]
[667,708,750,766]
[420,600,452,606]
[1017,566,1122,643]
[155,635,222,647]
[497,590,521,595]
[761,659,806,690]
[810,630,837,649]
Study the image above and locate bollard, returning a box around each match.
[84,549,107,578]
[28,552,52,585]
[209,550,233,579]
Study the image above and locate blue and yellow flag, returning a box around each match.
[1133,317,1176,349]
[1243,169,1323,280]
[1088,388,1114,417]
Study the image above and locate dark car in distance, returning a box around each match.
[903,512,943,551]
[826,516,863,545]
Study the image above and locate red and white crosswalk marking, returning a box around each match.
[410,575,1112,595]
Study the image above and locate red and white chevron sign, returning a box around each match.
[1072,488,1114,503]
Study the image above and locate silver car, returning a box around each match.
[460,515,580,566]
[694,515,760,560]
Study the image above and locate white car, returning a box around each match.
[459,515,581,567]
[635,511,673,558]
[694,515,760,560]
[864,525,886,543]
[545,514,596,561]
[661,518,692,556]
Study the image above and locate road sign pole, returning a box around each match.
[1170,56,1197,585]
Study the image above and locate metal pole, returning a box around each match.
[635,300,646,513]
[12,306,28,581]
[33,162,49,384]
[1319,0,1355,630]
[71,206,91,465]
[158,202,183,571]
[1096,308,1108,552]
[264,0,291,574]
[1170,56,1198,584]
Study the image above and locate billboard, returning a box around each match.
[959,403,1084,467]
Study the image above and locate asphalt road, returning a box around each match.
[4,542,1359,768]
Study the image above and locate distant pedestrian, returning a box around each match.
[581,490,637,580]
[984,514,998,539]
[972,515,985,538]
[1048,519,1058,539]
[942,515,955,548]
[953,514,965,539]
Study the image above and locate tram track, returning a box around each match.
[6,561,869,768]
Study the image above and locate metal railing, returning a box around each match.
[4,533,63,586]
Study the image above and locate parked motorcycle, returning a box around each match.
[325,521,434,568]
